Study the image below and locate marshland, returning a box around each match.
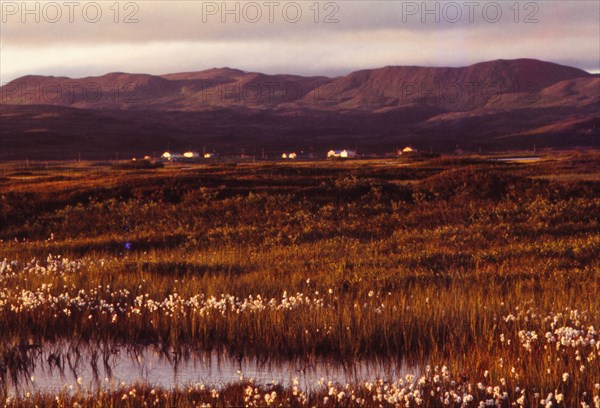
[0,153,599,407]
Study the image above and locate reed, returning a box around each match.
[1,153,599,406]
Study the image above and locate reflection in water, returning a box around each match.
[492,157,541,163]
[2,342,418,395]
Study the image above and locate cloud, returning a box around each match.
[1,0,598,82]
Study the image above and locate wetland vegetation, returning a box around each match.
[0,153,599,406]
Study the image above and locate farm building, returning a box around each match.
[183,151,200,159]
[161,151,184,161]
[399,146,417,155]
[327,149,357,159]
[282,152,298,159]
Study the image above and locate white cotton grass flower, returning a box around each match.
[4,254,600,408]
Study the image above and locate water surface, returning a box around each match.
[4,343,418,395]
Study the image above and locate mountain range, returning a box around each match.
[1,59,598,159]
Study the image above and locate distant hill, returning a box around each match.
[1,59,598,159]
[0,68,331,111]
[300,59,594,111]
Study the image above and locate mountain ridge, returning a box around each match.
[1,59,598,159]
[1,59,593,112]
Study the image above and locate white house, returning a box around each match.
[400,146,417,155]
[327,149,357,159]
[161,151,184,161]
[183,151,200,159]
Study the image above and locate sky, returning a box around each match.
[1,0,599,83]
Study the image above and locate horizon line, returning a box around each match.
[2,58,598,83]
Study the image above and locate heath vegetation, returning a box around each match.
[0,153,599,407]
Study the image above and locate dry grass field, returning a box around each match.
[0,153,599,407]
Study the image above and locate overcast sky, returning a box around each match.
[1,0,599,82]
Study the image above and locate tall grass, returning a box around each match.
[1,153,599,405]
